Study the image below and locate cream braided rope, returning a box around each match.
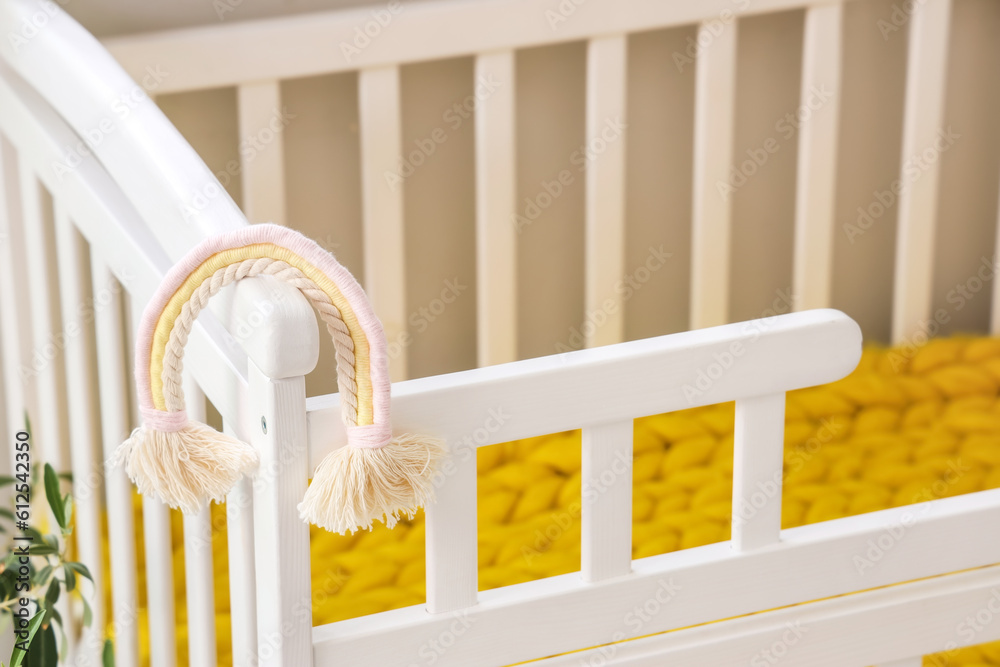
[160,257,360,425]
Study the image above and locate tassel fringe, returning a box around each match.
[298,433,446,534]
[115,421,259,514]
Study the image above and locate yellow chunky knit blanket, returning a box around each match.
[118,336,1000,666]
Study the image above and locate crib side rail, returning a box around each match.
[0,11,322,665]
[302,309,1000,665]
[102,0,965,368]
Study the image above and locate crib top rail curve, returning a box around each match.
[0,0,318,434]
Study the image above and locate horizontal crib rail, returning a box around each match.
[303,309,866,661]
[540,564,1000,667]
[312,490,1000,666]
[305,308,862,461]
[103,0,841,94]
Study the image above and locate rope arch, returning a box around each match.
[119,223,443,533]
[159,256,360,425]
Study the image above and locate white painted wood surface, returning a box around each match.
[91,260,140,667]
[237,81,286,225]
[0,135,32,468]
[540,565,1000,666]
[183,376,217,667]
[0,0,310,382]
[103,0,849,94]
[994,180,1000,334]
[226,444,259,667]
[581,421,633,581]
[313,489,1000,666]
[891,0,952,343]
[250,361,314,667]
[792,4,842,311]
[307,310,862,466]
[0,49,255,443]
[690,20,737,330]
[731,393,786,551]
[19,157,67,470]
[358,66,407,381]
[474,51,517,367]
[584,36,628,348]
[132,294,179,667]
[0,1,247,260]
[53,202,105,667]
[425,447,478,613]
[19,158,75,658]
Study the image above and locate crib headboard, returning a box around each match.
[98,0,1000,385]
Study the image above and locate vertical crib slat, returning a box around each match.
[425,446,478,613]
[129,295,178,667]
[581,421,633,582]
[183,375,217,667]
[226,426,258,667]
[91,260,140,667]
[731,393,786,552]
[359,66,408,380]
[20,160,75,658]
[690,21,737,330]
[792,4,843,311]
[249,361,312,666]
[475,51,518,366]
[53,203,105,665]
[20,157,69,471]
[238,81,287,226]
[891,0,952,343]
[584,36,628,348]
[993,186,1000,335]
[0,138,32,465]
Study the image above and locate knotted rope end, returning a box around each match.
[115,415,259,514]
[298,431,446,534]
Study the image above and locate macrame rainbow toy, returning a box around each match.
[116,223,445,534]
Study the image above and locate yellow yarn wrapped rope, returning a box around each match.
[115,336,1000,666]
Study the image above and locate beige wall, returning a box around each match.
[145,0,1000,393]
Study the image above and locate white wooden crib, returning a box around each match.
[0,0,999,665]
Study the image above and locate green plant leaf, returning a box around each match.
[24,623,56,667]
[44,579,59,608]
[81,594,93,628]
[0,476,15,488]
[62,495,73,533]
[28,545,57,557]
[65,562,93,583]
[33,565,53,589]
[9,611,44,667]
[0,568,17,601]
[102,639,114,667]
[0,508,14,520]
[43,465,66,531]
[63,565,76,593]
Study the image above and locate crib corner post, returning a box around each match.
[247,358,315,667]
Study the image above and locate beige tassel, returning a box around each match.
[298,434,446,534]
[115,422,259,514]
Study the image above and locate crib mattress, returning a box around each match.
[121,336,1000,666]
